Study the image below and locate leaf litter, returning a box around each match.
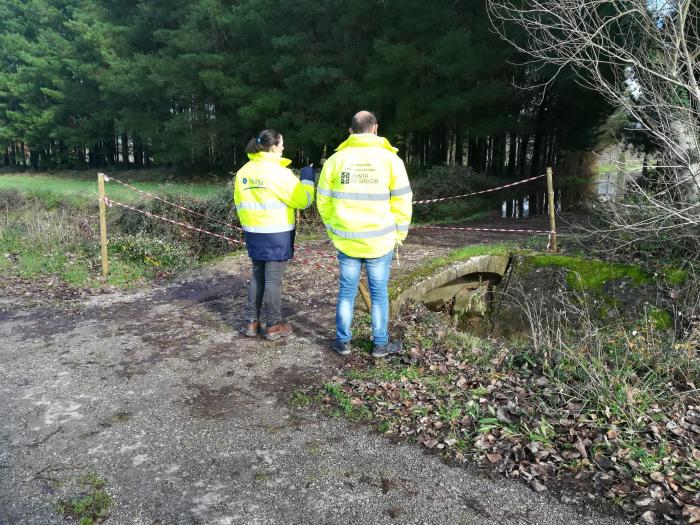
[315,303,700,524]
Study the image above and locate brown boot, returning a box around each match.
[265,321,293,340]
[242,320,260,337]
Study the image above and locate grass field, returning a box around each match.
[0,170,235,288]
[0,171,227,206]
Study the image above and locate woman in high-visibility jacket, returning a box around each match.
[233,129,315,340]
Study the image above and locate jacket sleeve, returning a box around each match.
[316,159,334,227]
[270,168,315,210]
[389,157,412,242]
[232,175,241,206]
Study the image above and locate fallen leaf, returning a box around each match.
[496,407,512,424]
[562,451,580,460]
[486,453,503,463]
[649,484,664,499]
[531,480,547,492]
[683,505,700,523]
[650,472,664,483]
[423,439,438,449]
[574,438,588,459]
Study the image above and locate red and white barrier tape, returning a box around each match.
[304,258,337,272]
[104,175,243,232]
[412,174,545,205]
[103,175,336,266]
[296,244,337,262]
[104,197,337,270]
[105,198,244,244]
[412,224,553,235]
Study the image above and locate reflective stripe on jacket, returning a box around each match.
[234,152,314,261]
[317,134,412,258]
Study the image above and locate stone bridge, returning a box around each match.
[390,254,510,318]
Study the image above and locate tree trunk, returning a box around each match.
[30,148,39,171]
[518,135,529,177]
[429,126,447,166]
[454,129,464,166]
[477,137,488,174]
[467,137,476,170]
[507,132,517,177]
[143,142,151,168]
[494,133,507,176]
[530,130,543,178]
[133,141,143,168]
[530,96,548,178]
[107,133,117,166]
[121,133,129,168]
[89,144,98,168]
[19,142,26,167]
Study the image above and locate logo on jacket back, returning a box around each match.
[339,164,379,185]
[242,177,265,187]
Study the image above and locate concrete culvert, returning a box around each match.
[391,254,511,336]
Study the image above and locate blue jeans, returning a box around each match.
[336,249,394,346]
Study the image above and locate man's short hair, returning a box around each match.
[351,111,377,134]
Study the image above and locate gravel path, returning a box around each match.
[0,217,627,525]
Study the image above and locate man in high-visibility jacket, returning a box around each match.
[234,129,315,340]
[317,111,412,357]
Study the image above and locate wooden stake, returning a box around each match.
[358,277,372,311]
[97,172,109,276]
[546,167,557,253]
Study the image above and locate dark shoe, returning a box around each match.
[331,340,351,356]
[371,340,402,358]
[242,320,260,337]
[265,321,293,341]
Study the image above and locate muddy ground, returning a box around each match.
[0,216,628,524]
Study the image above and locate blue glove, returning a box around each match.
[300,165,315,183]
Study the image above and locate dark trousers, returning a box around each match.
[244,259,287,326]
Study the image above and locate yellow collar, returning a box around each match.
[335,133,398,154]
[247,151,292,167]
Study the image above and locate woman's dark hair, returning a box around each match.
[245,129,282,154]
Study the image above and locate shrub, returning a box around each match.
[109,233,193,270]
[410,166,537,223]
[115,189,243,256]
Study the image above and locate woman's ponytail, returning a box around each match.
[245,129,282,154]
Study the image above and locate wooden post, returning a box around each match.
[97,172,109,276]
[358,277,372,311]
[546,167,557,252]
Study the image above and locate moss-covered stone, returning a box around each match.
[390,249,675,334]
[527,254,652,292]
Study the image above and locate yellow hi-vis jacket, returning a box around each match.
[317,134,412,258]
[234,152,314,260]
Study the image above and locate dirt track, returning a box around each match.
[0,217,628,524]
